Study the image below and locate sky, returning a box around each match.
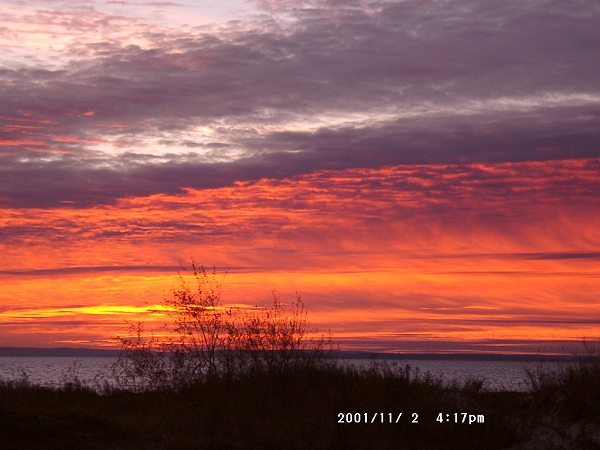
[0,0,598,354]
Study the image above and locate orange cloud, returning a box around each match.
[0,159,598,353]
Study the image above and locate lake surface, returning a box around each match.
[0,356,572,391]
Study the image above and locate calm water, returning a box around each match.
[0,357,118,389]
[0,356,572,391]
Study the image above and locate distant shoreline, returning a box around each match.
[0,347,591,362]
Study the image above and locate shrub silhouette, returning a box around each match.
[114,265,334,389]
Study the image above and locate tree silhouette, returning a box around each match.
[114,264,334,389]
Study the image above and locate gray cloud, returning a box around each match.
[1,0,599,206]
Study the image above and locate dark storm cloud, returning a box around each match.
[244,106,600,164]
[0,153,289,207]
[1,0,599,206]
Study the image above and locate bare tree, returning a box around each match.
[166,265,232,377]
[113,264,335,389]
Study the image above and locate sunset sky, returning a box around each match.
[1,0,598,354]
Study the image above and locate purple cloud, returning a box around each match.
[0,0,598,207]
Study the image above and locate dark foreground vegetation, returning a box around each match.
[0,360,599,450]
[2,268,598,449]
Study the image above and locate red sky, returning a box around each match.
[2,158,598,353]
[0,0,598,354]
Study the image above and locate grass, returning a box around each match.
[525,360,600,433]
[3,359,598,450]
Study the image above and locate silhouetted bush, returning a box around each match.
[526,341,600,421]
[113,265,335,390]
